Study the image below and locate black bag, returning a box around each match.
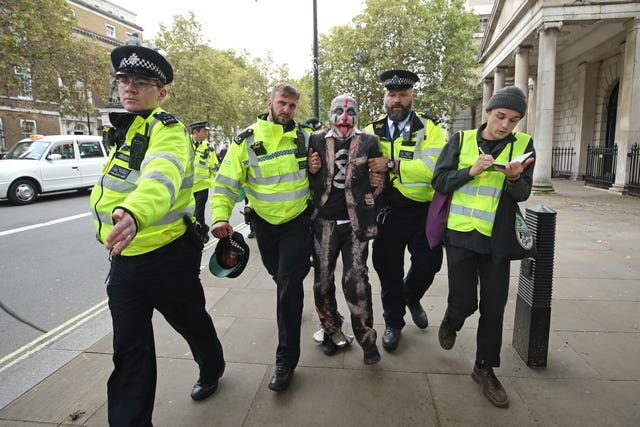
[490,142,535,263]
[490,191,536,263]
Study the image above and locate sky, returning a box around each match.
[128,0,366,78]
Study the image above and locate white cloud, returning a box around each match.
[127,0,365,78]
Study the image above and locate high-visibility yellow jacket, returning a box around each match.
[365,112,446,203]
[90,108,195,255]
[192,138,219,192]
[447,130,531,236]
[211,115,311,225]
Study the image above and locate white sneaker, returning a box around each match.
[312,327,354,347]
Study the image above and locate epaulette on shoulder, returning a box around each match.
[153,111,179,126]
[420,112,441,125]
[234,128,253,144]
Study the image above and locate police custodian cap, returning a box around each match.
[379,69,419,90]
[189,121,210,130]
[111,45,174,84]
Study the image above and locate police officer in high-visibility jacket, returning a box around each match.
[90,45,224,426]
[432,86,535,408]
[210,83,312,393]
[365,70,447,352]
[190,120,219,243]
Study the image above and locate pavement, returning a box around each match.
[0,179,639,426]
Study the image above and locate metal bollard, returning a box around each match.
[512,204,557,367]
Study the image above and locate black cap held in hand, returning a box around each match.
[485,86,527,118]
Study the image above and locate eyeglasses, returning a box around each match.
[117,79,160,89]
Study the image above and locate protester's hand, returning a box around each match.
[211,221,233,239]
[368,157,389,173]
[308,148,321,174]
[106,208,137,256]
[369,171,385,188]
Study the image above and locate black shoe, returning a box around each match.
[438,316,457,350]
[363,345,381,365]
[472,366,509,408]
[247,231,255,239]
[321,332,338,356]
[407,301,428,329]
[381,326,401,352]
[268,366,294,392]
[191,361,225,401]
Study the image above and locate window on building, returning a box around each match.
[106,24,116,38]
[14,67,33,99]
[20,120,37,139]
[73,123,87,135]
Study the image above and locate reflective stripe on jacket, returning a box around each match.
[211,116,311,225]
[90,108,195,255]
[447,130,531,236]
[365,112,446,202]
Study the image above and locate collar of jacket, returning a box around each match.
[475,122,518,155]
[370,111,425,139]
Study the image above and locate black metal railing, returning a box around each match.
[551,146,574,178]
[628,143,640,197]
[584,145,617,189]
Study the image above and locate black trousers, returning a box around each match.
[312,219,376,350]
[106,233,224,427]
[372,204,443,329]
[444,245,510,367]
[193,189,209,238]
[253,211,311,368]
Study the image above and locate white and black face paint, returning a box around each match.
[329,94,358,139]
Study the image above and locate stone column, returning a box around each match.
[527,77,536,137]
[494,67,506,92]
[574,62,597,180]
[482,77,494,122]
[533,22,562,193]
[514,46,532,132]
[610,18,640,194]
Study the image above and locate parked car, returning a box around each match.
[0,134,108,205]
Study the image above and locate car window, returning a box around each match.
[50,142,76,159]
[4,140,49,159]
[78,141,105,158]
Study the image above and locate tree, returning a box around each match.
[316,0,480,127]
[0,0,110,117]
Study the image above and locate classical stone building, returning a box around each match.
[477,0,640,194]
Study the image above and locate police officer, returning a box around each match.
[210,83,312,392]
[365,70,446,352]
[190,120,219,243]
[91,45,224,426]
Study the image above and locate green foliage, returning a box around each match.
[317,0,480,127]
[0,0,110,117]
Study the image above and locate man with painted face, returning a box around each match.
[308,94,384,364]
[365,70,447,352]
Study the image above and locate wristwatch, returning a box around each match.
[387,159,396,171]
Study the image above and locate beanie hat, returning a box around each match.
[485,86,527,118]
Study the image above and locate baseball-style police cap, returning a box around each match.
[379,69,419,90]
[209,232,250,278]
[111,45,173,84]
[189,121,210,131]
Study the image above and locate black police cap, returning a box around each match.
[189,121,210,131]
[379,69,419,90]
[209,232,250,278]
[111,45,173,84]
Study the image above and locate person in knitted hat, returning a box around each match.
[430,85,535,408]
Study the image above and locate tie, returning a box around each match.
[392,122,400,140]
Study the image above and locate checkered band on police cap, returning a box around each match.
[379,69,419,90]
[111,45,173,84]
